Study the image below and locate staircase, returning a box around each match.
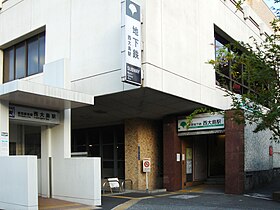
[204,177,225,185]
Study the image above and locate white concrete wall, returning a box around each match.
[273,140,280,168]
[244,117,280,170]
[69,0,137,96]
[0,156,38,210]
[244,121,274,171]
[0,0,273,109]
[43,59,70,89]
[143,0,271,111]
[50,110,101,206]
[0,0,137,97]
[52,157,101,206]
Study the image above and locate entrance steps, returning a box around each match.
[204,177,225,185]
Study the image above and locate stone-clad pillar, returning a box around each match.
[163,116,182,191]
[225,110,245,194]
[125,119,162,190]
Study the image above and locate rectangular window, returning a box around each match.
[39,34,45,72]
[214,30,250,94]
[71,125,125,179]
[3,47,14,82]
[15,43,26,79]
[3,32,45,83]
[27,37,39,75]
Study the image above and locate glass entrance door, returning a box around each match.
[24,126,41,158]
[9,124,41,157]
[186,147,193,182]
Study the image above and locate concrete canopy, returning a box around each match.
[72,87,206,129]
[0,80,94,110]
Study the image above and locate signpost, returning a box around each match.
[143,158,151,192]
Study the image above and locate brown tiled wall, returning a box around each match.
[163,116,182,191]
[225,110,245,194]
[125,119,162,190]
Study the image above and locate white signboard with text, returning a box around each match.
[9,105,60,125]
[0,132,9,156]
[178,113,224,132]
[143,158,151,173]
[121,0,142,86]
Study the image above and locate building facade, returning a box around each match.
[0,0,279,209]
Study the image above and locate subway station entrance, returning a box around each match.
[177,113,225,190]
[181,134,225,188]
[164,111,245,194]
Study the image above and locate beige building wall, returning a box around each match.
[125,119,162,190]
[246,0,275,28]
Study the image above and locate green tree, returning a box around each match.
[210,0,280,142]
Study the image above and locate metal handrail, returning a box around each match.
[121,179,133,191]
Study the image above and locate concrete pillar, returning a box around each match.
[41,126,52,197]
[125,119,162,190]
[52,109,71,160]
[163,116,182,191]
[225,110,245,194]
[63,109,71,158]
[0,50,3,84]
[50,109,71,198]
[0,100,9,156]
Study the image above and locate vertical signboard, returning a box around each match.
[121,0,142,86]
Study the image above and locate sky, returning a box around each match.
[264,0,277,9]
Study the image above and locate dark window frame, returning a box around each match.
[3,32,45,83]
[71,125,125,179]
[214,30,251,95]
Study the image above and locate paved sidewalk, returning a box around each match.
[104,180,280,209]
[39,179,280,209]
[39,197,94,210]
[101,185,225,210]
[244,177,280,201]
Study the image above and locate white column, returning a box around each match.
[0,100,9,156]
[41,126,52,197]
[64,109,71,158]
[0,50,3,84]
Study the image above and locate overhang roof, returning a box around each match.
[0,80,94,110]
[72,87,206,129]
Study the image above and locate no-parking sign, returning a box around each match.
[143,158,151,173]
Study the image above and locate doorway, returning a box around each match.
[181,134,225,187]
[9,124,42,194]
[208,134,225,177]
[9,124,41,157]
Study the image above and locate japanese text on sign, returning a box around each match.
[178,113,225,132]
[9,105,60,125]
[121,0,142,86]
